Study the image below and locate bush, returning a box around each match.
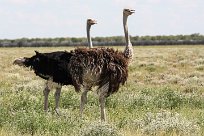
[131,111,200,135]
[80,122,120,136]
[154,88,183,109]
[0,108,9,127]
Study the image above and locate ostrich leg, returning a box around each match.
[98,82,109,121]
[55,85,62,115]
[80,89,89,117]
[99,93,107,121]
[43,85,50,112]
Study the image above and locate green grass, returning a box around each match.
[0,46,204,136]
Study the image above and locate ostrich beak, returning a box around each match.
[92,20,97,25]
[130,9,135,14]
[13,57,26,66]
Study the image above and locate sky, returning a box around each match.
[0,0,204,39]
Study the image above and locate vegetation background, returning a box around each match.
[0,33,204,47]
[0,46,204,136]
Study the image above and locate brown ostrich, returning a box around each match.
[70,8,135,121]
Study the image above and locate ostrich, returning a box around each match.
[70,8,135,121]
[13,51,73,114]
[13,18,98,115]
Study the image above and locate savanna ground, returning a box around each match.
[0,46,204,136]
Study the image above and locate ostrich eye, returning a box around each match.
[34,57,40,63]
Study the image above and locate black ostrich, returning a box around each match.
[14,51,73,114]
[13,19,97,115]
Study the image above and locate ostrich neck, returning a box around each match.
[123,15,131,46]
[87,25,93,48]
[123,14,133,60]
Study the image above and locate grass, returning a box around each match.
[0,46,204,136]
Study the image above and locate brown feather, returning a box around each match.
[69,47,128,96]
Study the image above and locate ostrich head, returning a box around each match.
[13,51,47,69]
[87,19,97,26]
[13,57,28,66]
[13,51,54,79]
[123,8,135,16]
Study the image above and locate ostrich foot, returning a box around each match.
[55,109,60,116]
